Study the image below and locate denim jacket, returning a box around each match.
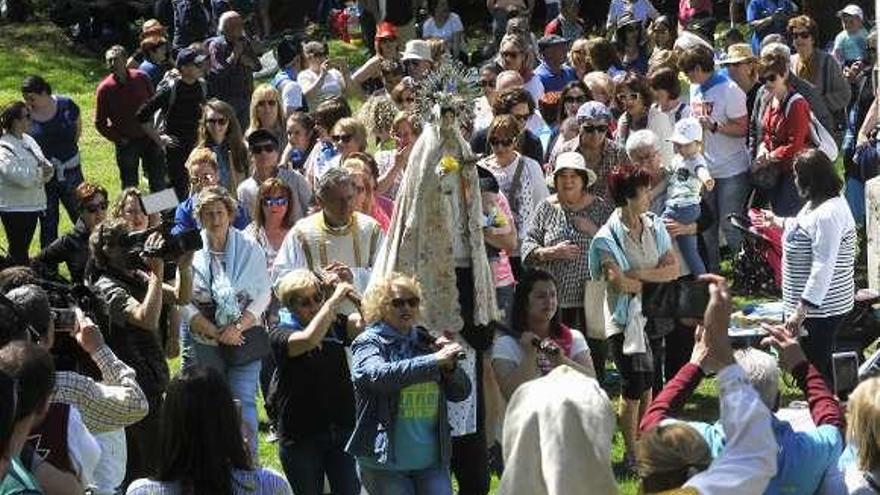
[345,322,471,467]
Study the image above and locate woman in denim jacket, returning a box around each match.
[346,272,471,495]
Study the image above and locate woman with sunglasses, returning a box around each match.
[612,14,650,75]
[329,118,367,165]
[270,269,362,495]
[547,81,593,158]
[197,99,249,193]
[647,15,676,51]
[347,272,470,495]
[376,111,421,200]
[0,101,54,266]
[788,15,850,127]
[498,34,544,106]
[614,72,653,149]
[352,21,400,95]
[298,41,354,114]
[33,182,108,284]
[172,147,250,236]
[244,178,297,281]
[246,84,286,146]
[479,115,549,278]
[755,50,812,216]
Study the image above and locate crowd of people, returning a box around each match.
[0,0,879,494]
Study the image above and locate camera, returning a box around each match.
[642,280,711,319]
[123,223,203,265]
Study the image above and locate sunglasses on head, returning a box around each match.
[391,296,420,309]
[206,117,228,126]
[263,196,288,207]
[82,200,109,214]
[251,143,277,154]
[332,134,353,143]
[580,123,608,134]
[490,137,514,147]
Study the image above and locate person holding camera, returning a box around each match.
[178,186,270,462]
[491,269,596,401]
[347,272,471,495]
[87,217,195,483]
[587,164,679,471]
[298,41,355,113]
[270,269,362,495]
[33,182,109,285]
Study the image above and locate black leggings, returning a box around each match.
[0,211,40,266]
[559,307,607,385]
[801,315,844,388]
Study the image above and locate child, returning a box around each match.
[664,117,714,275]
[833,4,868,67]
[478,166,516,328]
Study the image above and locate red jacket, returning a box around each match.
[94,69,154,143]
[761,91,812,174]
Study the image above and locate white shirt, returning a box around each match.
[422,13,463,47]
[523,75,545,107]
[606,0,659,29]
[689,78,750,179]
[297,68,345,110]
[492,331,589,366]
[279,78,303,113]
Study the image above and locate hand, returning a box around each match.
[393,144,411,169]
[551,241,580,261]
[328,282,357,308]
[784,310,806,338]
[703,178,715,191]
[689,325,709,369]
[324,261,354,284]
[664,219,695,238]
[217,324,244,346]
[40,162,54,181]
[697,115,714,130]
[752,209,775,228]
[434,341,464,368]
[320,60,330,75]
[696,274,735,373]
[760,323,808,372]
[73,308,104,355]
[519,331,540,357]
[142,232,165,275]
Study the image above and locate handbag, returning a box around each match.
[583,280,608,340]
[218,325,271,366]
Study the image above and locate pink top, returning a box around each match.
[678,0,713,26]
[371,195,395,233]
[492,193,516,288]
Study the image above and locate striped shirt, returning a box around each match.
[782,197,856,318]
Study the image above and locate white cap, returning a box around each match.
[553,152,597,187]
[400,40,433,62]
[668,117,703,145]
[837,4,864,20]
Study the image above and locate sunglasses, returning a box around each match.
[391,296,420,309]
[251,143,277,154]
[490,137,514,147]
[257,100,277,107]
[263,196,289,207]
[500,50,520,59]
[790,31,812,39]
[332,134,353,143]
[83,200,109,214]
[206,117,228,126]
[760,73,780,84]
[190,173,216,185]
[564,94,588,104]
[296,293,324,307]
[480,79,497,88]
[581,124,608,134]
[617,92,640,102]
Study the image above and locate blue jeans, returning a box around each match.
[701,171,751,273]
[41,165,83,248]
[663,202,706,275]
[279,430,360,495]
[845,177,866,227]
[768,173,803,217]
[359,464,453,495]
[181,329,261,460]
[115,137,167,192]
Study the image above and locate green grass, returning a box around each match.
[0,22,794,495]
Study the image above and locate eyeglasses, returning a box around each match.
[490,137,514,147]
[617,92,640,102]
[190,173,216,185]
[790,31,811,39]
[564,94,588,104]
[391,296,420,309]
[251,143,277,154]
[257,100,277,107]
[206,117,228,126]
[263,196,289,207]
[759,73,779,84]
[82,200,109,213]
[580,124,608,134]
[332,134,353,143]
[500,50,520,59]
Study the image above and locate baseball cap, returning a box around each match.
[175,47,207,68]
[576,101,611,123]
[376,21,398,40]
[538,34,568,50]
[247,129,279,149]
[837,4,864,20]
[668,117,703,145]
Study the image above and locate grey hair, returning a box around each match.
[625,129,660,158]
[316,167,355,202]
[218,11,241,34]
[734,348,780,410]
[194,185,237,220]
[105,45,127,61]
[761,41,792,61]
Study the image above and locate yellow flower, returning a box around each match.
[439,155,460,175]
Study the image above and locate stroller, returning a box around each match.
[728,210,783,298]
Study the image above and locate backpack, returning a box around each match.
[782,92,839,162]
[153,70,207,133]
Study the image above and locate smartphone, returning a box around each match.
[53,308,76,333]
[642,280,710,319]
[676,280,711,319]
[833,352,860,399]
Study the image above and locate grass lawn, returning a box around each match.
[0,22,805,495]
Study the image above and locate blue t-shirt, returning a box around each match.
[534,62,578,93]
[746,0,798,54]
[138,59,166,89]
[28,95,79,163]
[833,28,868,65]
[172,195,250,235]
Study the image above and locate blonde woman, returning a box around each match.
[246,84,285,145]
[347,273,470,495]
[838,378,880,492]
[329,117,367,163]
[197,99,248,192]
[568,38,592,80]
